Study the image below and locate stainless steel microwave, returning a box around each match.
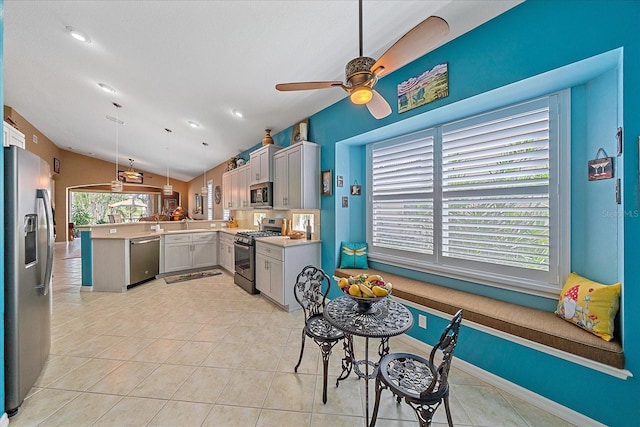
[250,182,273,208]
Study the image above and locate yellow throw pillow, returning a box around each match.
[555,272,621,341]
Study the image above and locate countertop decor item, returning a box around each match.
[262,128,274,146]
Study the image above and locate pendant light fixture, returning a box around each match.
[163,128,173,196]
[110,102,123,192]
[201,142,209,196]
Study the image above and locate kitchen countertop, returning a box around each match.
[92,228,253,240]
[255,236,321,247]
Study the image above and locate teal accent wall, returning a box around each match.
[269,1,640,424]
[1,0,6,415]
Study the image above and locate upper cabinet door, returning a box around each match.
[273,141,320,210]
[249,144,282,185]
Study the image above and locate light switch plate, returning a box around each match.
[109,228,117,234]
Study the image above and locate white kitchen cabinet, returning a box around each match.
[162,232,218,273]
[3,121,26,149]
[255,240,321,312]
[218,232,235,273]
[273,141,320,209]
[233,164,250,209]
[249,144,282,185]
[222,164,250,210]
[192,232,218,268]
[222,169,233,209]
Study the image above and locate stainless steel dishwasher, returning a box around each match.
[129,236,160,288]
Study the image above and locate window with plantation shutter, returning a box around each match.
[370,132,435,262]
[367,93,568,295]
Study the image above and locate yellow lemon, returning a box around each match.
[338,278,349,289]
[372,286,388,297]
[349,284,362,297]
[359,284,375,298]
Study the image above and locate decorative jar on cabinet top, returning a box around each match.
[262,129,274,146]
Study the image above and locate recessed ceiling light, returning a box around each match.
[66,26,91,43]
[187,121,200,128]
[98,83,116,94]
[232,109,243,118]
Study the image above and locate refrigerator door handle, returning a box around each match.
[37,189,54,296]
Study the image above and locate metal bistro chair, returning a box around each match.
[370,309,464,427]
[293,265,345,404]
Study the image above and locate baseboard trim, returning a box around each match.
[80,285,93,292]
[1,413,9,427]
[397,333,606,427]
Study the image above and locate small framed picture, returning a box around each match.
[350,184,361,196]
[337,175,344,187]
[321,170,332,196]
[342,196,349,208]
[588,157,614,181]
[53,158,60,174]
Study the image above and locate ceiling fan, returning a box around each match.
[275,0,449,119]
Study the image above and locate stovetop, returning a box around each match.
[234,230,281,245]
[236,230,281,239]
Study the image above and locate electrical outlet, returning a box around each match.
[418,314,427,329]
[109,228,117,234]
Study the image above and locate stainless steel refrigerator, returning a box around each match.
[3,146,54,417]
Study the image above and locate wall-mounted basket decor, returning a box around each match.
[588,148,613,181]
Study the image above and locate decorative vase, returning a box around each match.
[262,129,274,146]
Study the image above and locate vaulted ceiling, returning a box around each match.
[4,0,521,181]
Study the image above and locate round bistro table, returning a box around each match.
[324,295,413,426]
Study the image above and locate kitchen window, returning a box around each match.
[207,179,213,220]
[366,92,570,295]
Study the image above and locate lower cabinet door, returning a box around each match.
[268,258,285,306]
[192,242,217,269]
[164,243,192,273]
[255,253,269,294]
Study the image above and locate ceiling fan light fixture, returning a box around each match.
[350,86,373,105]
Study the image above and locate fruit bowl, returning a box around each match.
[347,294,386,314]
[337,274,393,314]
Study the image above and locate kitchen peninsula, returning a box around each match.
[78,220,322,297]
[78,220,241,292]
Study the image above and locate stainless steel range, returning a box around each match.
[234,218,283,294]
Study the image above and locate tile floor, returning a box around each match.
[7,240,576,427]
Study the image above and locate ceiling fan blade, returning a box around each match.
[366,89,392,119]
[371,16,449,77]
[275,81,344,91]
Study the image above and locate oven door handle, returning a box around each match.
[234,242,252,250]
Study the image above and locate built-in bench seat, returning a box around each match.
[334,267,624,369]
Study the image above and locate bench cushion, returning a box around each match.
[335,268,624,369]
